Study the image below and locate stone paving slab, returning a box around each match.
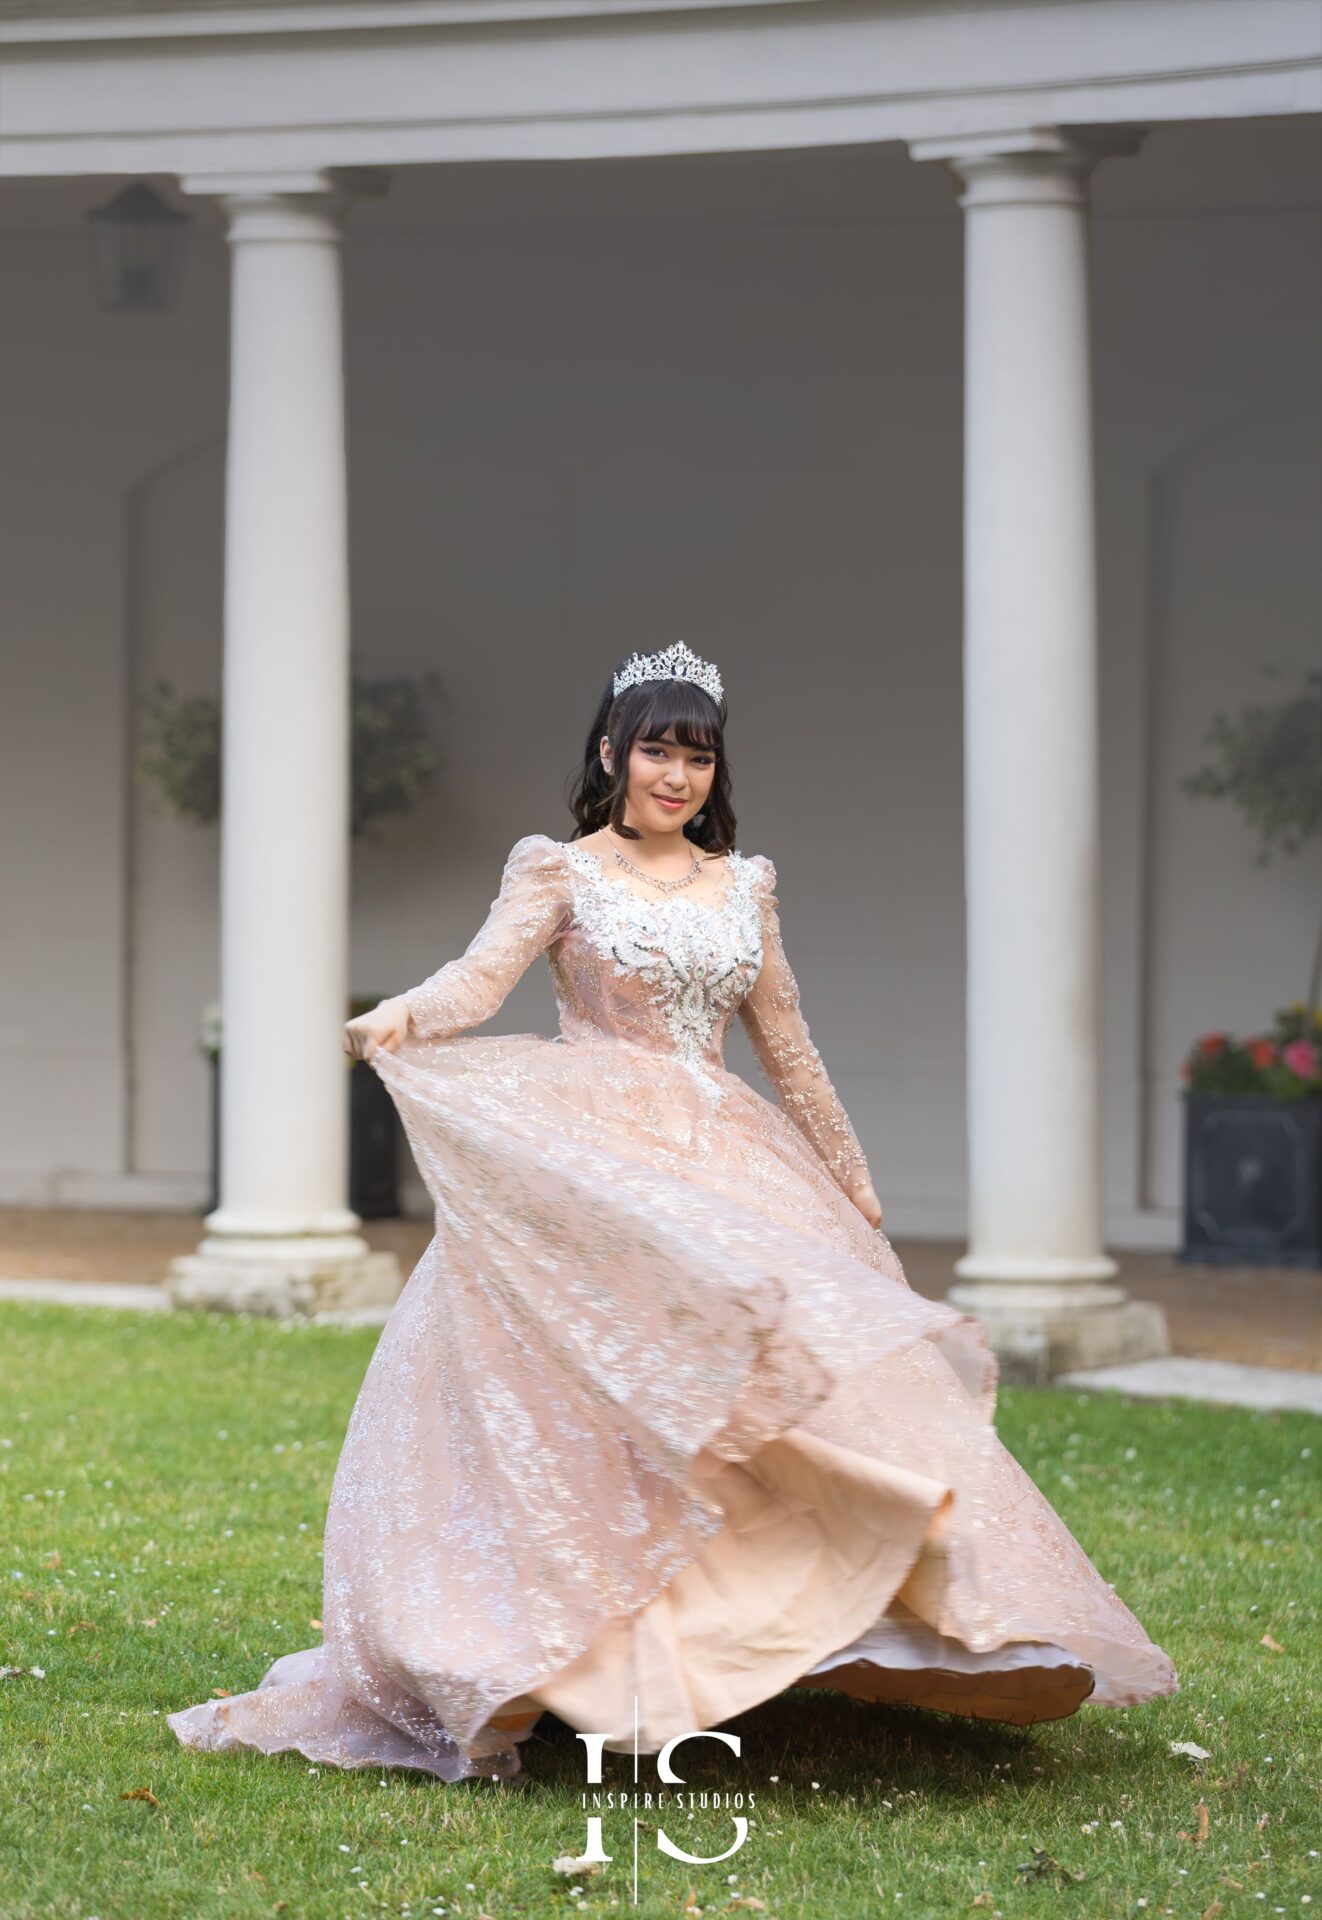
[1060,1356,1322,1415]
[0,1277,170,1312]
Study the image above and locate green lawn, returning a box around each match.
[1,1300,1316,1920]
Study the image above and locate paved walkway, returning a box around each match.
[0,1276,168,1312]
[1059,1356,1322,1415]
[1,1208,1318,1409]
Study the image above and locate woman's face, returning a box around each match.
[603,724,718,835]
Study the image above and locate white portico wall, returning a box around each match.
[0,129,1317,1238]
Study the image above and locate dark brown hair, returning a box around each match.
[566,663,736,852]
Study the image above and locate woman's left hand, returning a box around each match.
[846,1179,883,1229]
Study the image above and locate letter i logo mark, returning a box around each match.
[574,1732,614,1866]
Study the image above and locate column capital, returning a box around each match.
[177,165,390,239]
[908,125,1146,209]
[178,164,391,201]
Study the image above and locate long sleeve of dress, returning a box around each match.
[398,834,572,1040]
[737,853,873,1195]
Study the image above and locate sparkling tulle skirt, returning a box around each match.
[167,1029,1177,1780]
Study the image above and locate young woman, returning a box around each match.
[168,643,1176,1782]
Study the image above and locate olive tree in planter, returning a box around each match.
[137,662,443,1219]
[1178,665,1322,1267]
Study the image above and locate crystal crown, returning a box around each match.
[612,641,724,705]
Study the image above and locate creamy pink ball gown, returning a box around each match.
[168,832,1177,1781]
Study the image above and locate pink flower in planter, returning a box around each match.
[1283,1038,1320,1080]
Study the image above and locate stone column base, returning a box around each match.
[168,1238,403,1320]
[946,1284,1170,1387]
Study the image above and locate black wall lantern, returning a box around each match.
[86,181,192,312]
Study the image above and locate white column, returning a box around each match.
[907,127,1167,1381]
[168,169,399,1318]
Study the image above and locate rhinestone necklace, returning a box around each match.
[607,830,704,893]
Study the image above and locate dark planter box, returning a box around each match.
[207,1054,400,1220]
[347,1057,401,1219]
[1181,1090,1322,1268]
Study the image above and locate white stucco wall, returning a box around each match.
[0,117,1318,1235]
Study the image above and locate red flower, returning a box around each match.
[1283,1038,1320,1079]
[1197,1033,1229,1058]
[1247,1038,1277,1070]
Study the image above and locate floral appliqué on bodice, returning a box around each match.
[400,832,872,1194]
[555,840,763,1104]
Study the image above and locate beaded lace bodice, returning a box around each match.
[400,832,872,1194]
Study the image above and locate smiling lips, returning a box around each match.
[655,795,686,808]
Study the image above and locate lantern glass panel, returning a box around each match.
[86,183,191,313]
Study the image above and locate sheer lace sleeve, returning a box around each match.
[737,854,873,1195]
[398,834,571,1040]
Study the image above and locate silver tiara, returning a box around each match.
[612,640,724,704]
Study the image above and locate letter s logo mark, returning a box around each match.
[655,1731,749,1865]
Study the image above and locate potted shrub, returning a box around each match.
[1179,665,1322,1267]
[138,662,444,1221]
[1180,1006,1322,1266]
[136,659,443,837]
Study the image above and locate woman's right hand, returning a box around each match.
[343,996,412,1063]
[845,1177,884,1231]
